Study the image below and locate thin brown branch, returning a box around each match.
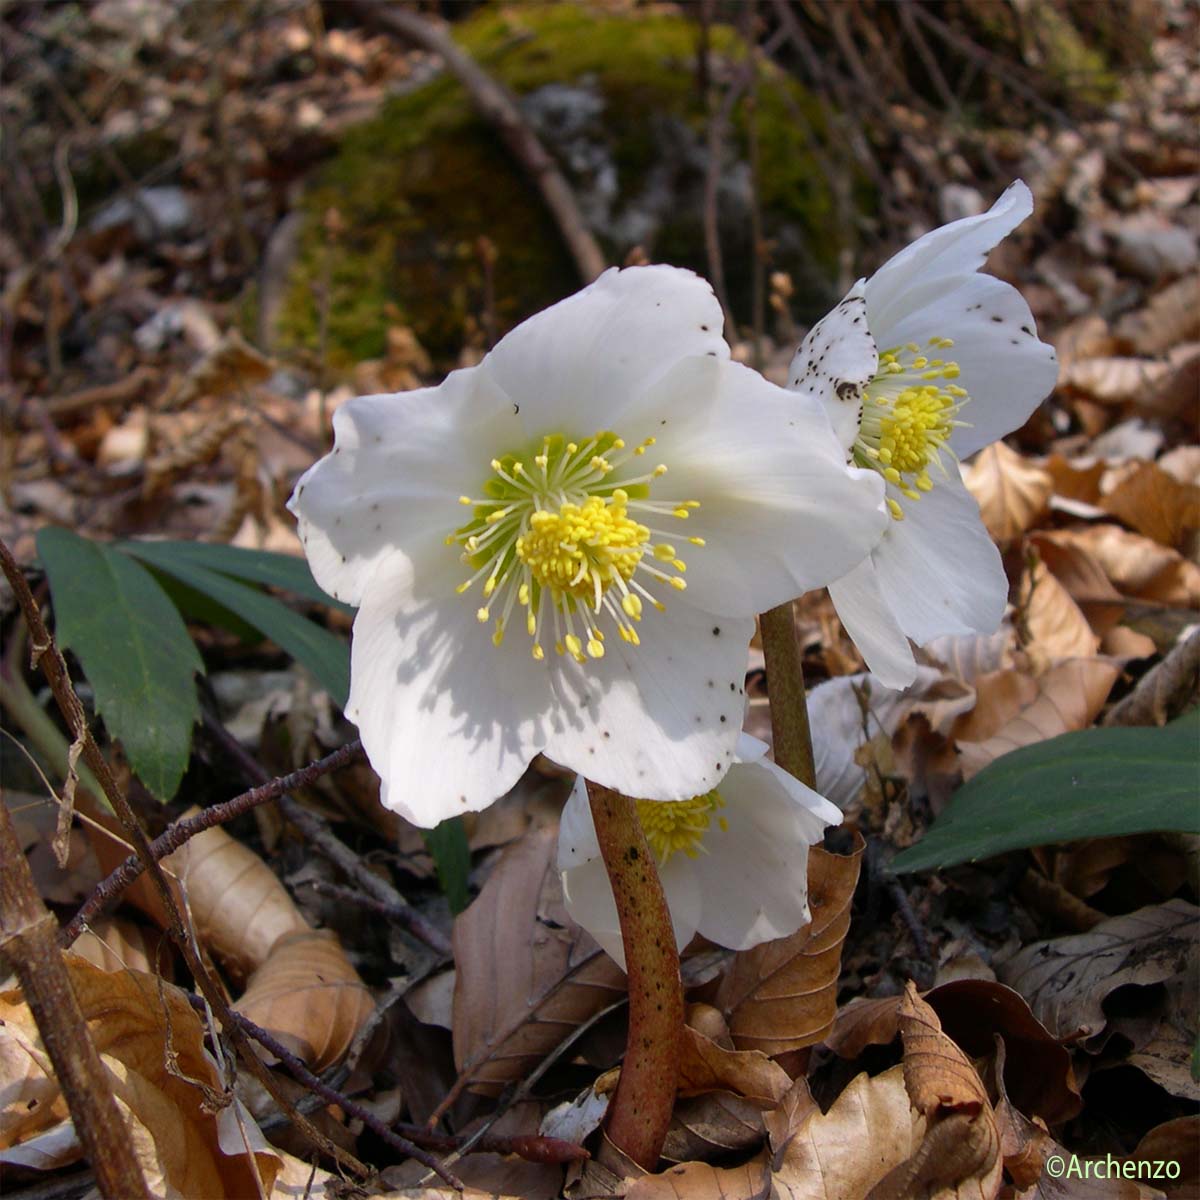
[0,799,151,1199]
[59,740,364,948]
[351,1,606,284]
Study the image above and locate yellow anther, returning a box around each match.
[654,544,677,561]
[492,623,505,646]
[564,633,583,659]
[518,583,530,605]
[622,593,643,619]
[887,497,905,520]
[532,644,545,661]
[459,495,473,505]
[636,790,725,863]
[669,577,686,591]
[477,607,490,622]
[587,638,605,659]
[688,537,705,546]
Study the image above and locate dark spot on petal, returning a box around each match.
[991,315,1003,322]
[712,626,720,636]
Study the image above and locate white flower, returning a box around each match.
[787,181,1059,689]
[557,734,842,969]
[289,266,886,826]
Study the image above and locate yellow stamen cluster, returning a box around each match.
[451,431,703,664]
[636,790,728,863]
[854,336,969,520]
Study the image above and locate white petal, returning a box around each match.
[733,732,770,764]
[865,180,1034,332]
[785,279,877,451]
[828,558,918,690]
[870,474,1007,645]
[480,265,728,438]
[345,554,552,826]
[689,760,834,950]
[557,775,601,871]
[878,273,1058,460]
[637,357,887,614]
[288,367,519,605]
[542,604,753,801]
[561,852,701,972]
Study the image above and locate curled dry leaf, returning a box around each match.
[1100,461,1200,550]
[677,1025,793,1109]
[998,899,1199,1045]
[662,1093,766,1165]
[1114,272,1200,356]
[451,825,626,1096]
[957,658,1120,780]
[1028,533,1126,640]
[625,1154,770,1200]
[235,928,375,1072]
[1061,525,1200,607]
[1059,356,1172,404]
[0,956,279,1195]
[1044,453,1106,504]
[162,807,310,984]
[715,834,863,1056]
[963,443,1053,541]
[1021,554,1100,668]
[71,914,166,975]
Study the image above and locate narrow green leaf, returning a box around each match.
[120,547,350,708]
[892,709,1200,874]
[116,539,354,615]
[422,818,470,914]
[36,527,203,802]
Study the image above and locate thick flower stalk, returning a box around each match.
[559,735,843,966]
[290,266,886,826]
[787,181,1059,690]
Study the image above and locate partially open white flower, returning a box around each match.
[787,181,1059,690]
[289,266,886,826]
[558,734,842,970]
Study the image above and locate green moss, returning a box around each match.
[278,3,843,367]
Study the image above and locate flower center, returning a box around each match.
[636,790,727,863]
[451,431,702,663]
[853,337,969,520]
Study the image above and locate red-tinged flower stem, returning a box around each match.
[586,780,683,1171]
[758,601,817,787]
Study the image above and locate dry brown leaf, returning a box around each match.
[1060,356,1172,403]
[876,983,1002,1199]
[998,899,1198,1046]
[957,658,1120,779]
[0,956,279,1194]
[1101,461,1200,549]
[71,914,166,975]
[626,1154,770,1200]
[1124,971,1200,1102]
[1044,453,1107,504]
[451,825,626,1095]
[676,1025,793,1109]
[771,1065,922,1198]
[662,1093,766,1165]
[1158,445,1200,487]
[1028,533,1127,639]
[763,1076,820,1159]
[963,444,1053,541]
[715,834,863,1055]
[1114,273,1200,355]
[162,807,310,984]
[951,669,1039,745]
[0,1020,68,1153]
[1132,1118,1200,1199]
[235,928,375,1071]
[1039,525,1200,607]
[1052,313,1116,368]
[1021,554,1101,668]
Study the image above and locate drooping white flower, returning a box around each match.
[289,266,886,826]
[787,181,1059,690]
[558,734,842,969]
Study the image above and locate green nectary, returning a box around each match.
[277,3,844,367]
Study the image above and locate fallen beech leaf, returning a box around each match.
[1123,971,1200,1102]
[1114,272,1200,356]
[626,1154,770,1200]
[235,928,375,1071]
[0,956,279,1194]
[715,835,863,1055]
[677,1025,793,1108]
[1044,454,1106,504]
[963,443,1053,541]
[1100,461,1200,549]
[662,1092,765,1164]
[1059,524,1200,606]
[952,669,1039,745]
[72,914,166,976]
[1060,356,1171,403]
[998,899,1198,1045]
[452,825,626,1095]
[1028,533,1127,639]
[878,983,1001,1199]
[1131,1118,1200,1196]
[763,1076,820,1158]
[957,658,1119,780]
[771,1065,922,1198]
[162,807,310,984]
[1021,555,1100,668]
[0,1021,68,1152]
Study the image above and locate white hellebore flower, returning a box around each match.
[787,180,1059,690]
[289,266,886,827]
[558,734,842,969]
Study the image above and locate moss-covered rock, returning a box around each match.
[278,3,844,367]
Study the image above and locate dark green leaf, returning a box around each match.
[36,527,203,802]
[422,818,471,914]
[116,539,353,615]
[892,709,1200,873]
[120,547,350,708]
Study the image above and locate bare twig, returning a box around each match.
[351,2,606,284]
[60,741,364,948]
[0,799,151,1199]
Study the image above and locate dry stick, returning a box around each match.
[586,782,683,1172]
[758,602,817,788]
[59,740,364,949]
[0,800,151,1200]
[204,714,454,959]
[0,540,372,1183]
[352,1,606,284]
